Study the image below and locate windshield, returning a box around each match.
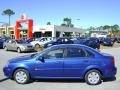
[104,38,111,41]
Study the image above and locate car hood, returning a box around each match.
[8,55,32,63]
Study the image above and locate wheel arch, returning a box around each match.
[12,67,31,79]
[83,67,103,79]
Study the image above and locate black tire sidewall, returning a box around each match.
[35,44,40,48]
[17,48,21,53]
[85,69,101,85]
[14,69,30,84]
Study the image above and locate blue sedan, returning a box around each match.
[3,44,117,85]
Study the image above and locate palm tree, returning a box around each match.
[61,17,74,27]
[46,22,51,25]
[2,9,15,26]
[63,18,71,27]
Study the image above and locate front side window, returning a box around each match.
[44,49,64,59]
[67,48,86,58]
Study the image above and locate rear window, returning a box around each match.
[67,48,86,57]
[85,50,95,57]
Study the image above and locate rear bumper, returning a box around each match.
[103,66,117,78]
[103,43,113,46]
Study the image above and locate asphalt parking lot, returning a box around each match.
[0,47,120,90]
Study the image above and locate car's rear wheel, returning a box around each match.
[85,69,102,85]
[14,69,30,84]
[17,48,21,53]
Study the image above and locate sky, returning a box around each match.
[0,0,120,28]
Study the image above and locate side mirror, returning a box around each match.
[38,56,45,63]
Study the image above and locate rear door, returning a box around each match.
[6,40,13,50]
[63,47,94,78]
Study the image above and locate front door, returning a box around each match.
[35,48,64,78]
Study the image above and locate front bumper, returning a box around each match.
[21,47,35,52]
[3,66,13,78]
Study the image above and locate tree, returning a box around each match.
[103,25,110,30]
[46,22,51,25]
[2,9,15,26]
[61,17,74,27]
[111,24,119,37]
[88,26,95,30]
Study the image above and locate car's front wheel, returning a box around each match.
[85,69,102,85]
[17,48,21,53]
[14,69,30,84]
[35,44,40,48]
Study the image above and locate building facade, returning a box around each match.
[0,26,15,39]
[0,25,86,39]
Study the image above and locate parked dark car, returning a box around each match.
[0,38,4,48]
[44,37,74,48]
[0,36,11,42]
[3,44,117,85]
[116,37,120,43]
[101,38,113,46]
[110,37,117,43]
[74,37,85,44]
[74,37,100,49]
[86,37,100,49]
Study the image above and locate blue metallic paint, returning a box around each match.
[3,44,117,80]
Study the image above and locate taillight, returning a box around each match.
[112,56,115,65]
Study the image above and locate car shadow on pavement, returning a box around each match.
[0,78,9,83]
[34,79,85,83]
[103,77,116,82]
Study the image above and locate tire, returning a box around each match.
[35,44,40,48]
[13,69,30,84]
[85,69,102,85]
[4,46,8,51]
[17,48,21,53]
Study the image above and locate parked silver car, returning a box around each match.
[3,39,35,53]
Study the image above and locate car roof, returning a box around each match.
[45,44,102,57]
[50,44,93,50]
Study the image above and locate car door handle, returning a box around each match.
[55,61,61,64]
[84,60,89,63]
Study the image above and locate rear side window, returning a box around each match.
[67,48,86,57]
[85,50,95,57]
